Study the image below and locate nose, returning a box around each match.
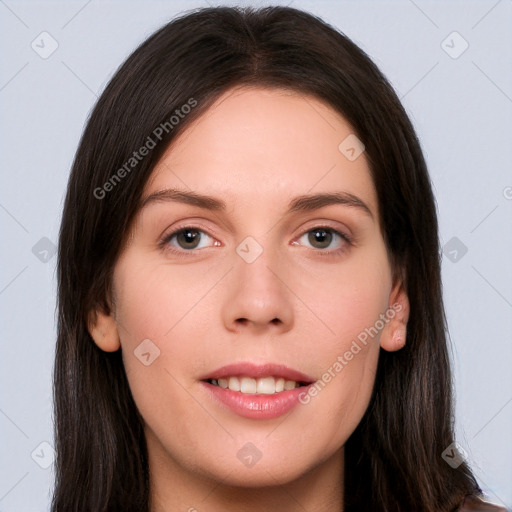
[221,243,294,334]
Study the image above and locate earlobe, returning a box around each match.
[380,280,409,353]
[385,324,407,352]
[87,308,121,352]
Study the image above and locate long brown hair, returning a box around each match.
[53,6,481,511]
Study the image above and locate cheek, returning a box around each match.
[111,254,230,444]
[291,245,390,443]
[299,241,391,355]
[113,251,226,343]
[112,261,211,467]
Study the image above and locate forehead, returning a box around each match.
[144,86,377,218]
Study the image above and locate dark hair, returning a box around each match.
[53,5,481,511]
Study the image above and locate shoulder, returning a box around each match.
[458,494,508,511]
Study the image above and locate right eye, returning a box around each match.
[162,227,217,252]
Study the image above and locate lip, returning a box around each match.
[200,362,316,420]
[200,362,315,383]
[201,381,314,419]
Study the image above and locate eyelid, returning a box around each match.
[294,220,354,242]
[300,227,352,243]
[159,218,220,240]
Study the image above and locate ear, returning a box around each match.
[87,306,121,352]
[380,279,409,352]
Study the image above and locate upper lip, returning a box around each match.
[201,362,316,384]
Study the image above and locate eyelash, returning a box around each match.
[159,224,353,260]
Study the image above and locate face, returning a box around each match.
[90,86,408,489]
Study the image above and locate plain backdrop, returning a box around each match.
[1,1,511,510]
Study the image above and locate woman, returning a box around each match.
[52,6,506,511]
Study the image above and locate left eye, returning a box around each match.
[165,228,215,250]
[297,228,349,251]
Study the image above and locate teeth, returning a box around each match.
[240,377,257,393]
[284,379,296,390]
[228,376,240,391]
[256,377,275,394]
[210,376,301,394]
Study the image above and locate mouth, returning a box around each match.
[200,362,315,419]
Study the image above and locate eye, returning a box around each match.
[163,227,217,251]
[160,225,352,258]
[295,227,352,253]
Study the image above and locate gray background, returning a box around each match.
[1,0,511,510]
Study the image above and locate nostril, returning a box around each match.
[234,317,281,326]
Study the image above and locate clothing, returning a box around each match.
[458,494,508,511]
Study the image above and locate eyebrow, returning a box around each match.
[139,188,373,218]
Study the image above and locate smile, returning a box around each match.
[206,376,308,394]
[200,363,315,419]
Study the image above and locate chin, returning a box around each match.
[184,439,327,489]
[200,459,311,488]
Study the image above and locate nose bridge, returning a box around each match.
[235,235,281,300]
[222,234,294,330]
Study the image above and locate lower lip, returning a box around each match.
[201,381,312,419]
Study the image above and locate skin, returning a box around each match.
[88,86,409,512]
